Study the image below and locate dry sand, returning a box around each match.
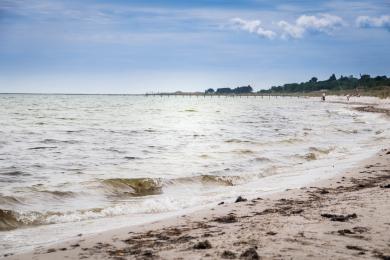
[3,99,390,260]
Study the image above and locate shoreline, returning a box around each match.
[5,148,390,259]
[2,97,389,259]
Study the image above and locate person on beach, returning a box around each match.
[346,94,350,101]
[322,92,326,101]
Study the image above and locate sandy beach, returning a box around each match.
[2,0,390,257]
[4,143,389,259]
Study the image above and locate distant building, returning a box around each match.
[191,86,253,95]
[216,88,233,94]
[205,88,215,94]
[234,85,253,94]
[215,85,253,94]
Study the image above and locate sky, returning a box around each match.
[0,0,389,94]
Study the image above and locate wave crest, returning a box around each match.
[171,175,242,186]
[0,209,42,231]
[309,146,335,154]
[102,178,163,196]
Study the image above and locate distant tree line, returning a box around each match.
[205,85,253,94]
[258,74,390,93]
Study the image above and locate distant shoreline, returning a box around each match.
[1,91,389,98]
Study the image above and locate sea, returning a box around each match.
[0,94,389,255]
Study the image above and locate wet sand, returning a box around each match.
[354,106,390,117]
[4,147,390,260]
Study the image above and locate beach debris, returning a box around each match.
[317,188,330,194]
[107,248,142,258]
[47,248,56,253]
[337,229,354,235]
[266,231,277,236]
[352,226,369,233]
[357,183,373,189]
[70,243,80,248]
[93,242,111,250]
[193,240,212,249]
[156,234,169,240]
[253,208,278,216]
[321,213,357,222]
[214,214,238,223]
[221,250,237,259]
[346,245,366,251]
[176,235,196,243]
[380,184,390,188]
[59,247,67,251]
[235,196,247,203]
[240,247,259,260]
[143,250,154,257]
[290,209,304,214]
[372,250,390,260]
[202,232,213,237]
[335,228,368,240]
[355,106,390,116]
[164,227,182,236]
[218,201,225,205]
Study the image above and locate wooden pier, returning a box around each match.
[144,93,300,98]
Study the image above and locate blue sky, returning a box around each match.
[0,0,389,93]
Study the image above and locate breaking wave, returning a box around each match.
[102,178,163,196]
[0,196,189,231]
[0,209,41,231]
[304,152,317,161]
[101,175,245,197]
[0,175,248,230]
[309,146,335,154]
[0,208,103,231]
[294,146,337,161]
[172,175,243,186]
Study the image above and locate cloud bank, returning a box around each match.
[230,14,346,39]
[230,18,276,39]
[278,14,345,38]
[356,15,390,30]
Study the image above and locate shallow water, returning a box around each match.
[0,94,389,254]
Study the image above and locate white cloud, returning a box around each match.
[230,18,276,39]
[277,20,305,38]
[278,14,345,38]
[356,15,390,30]
[297,14,345,32]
